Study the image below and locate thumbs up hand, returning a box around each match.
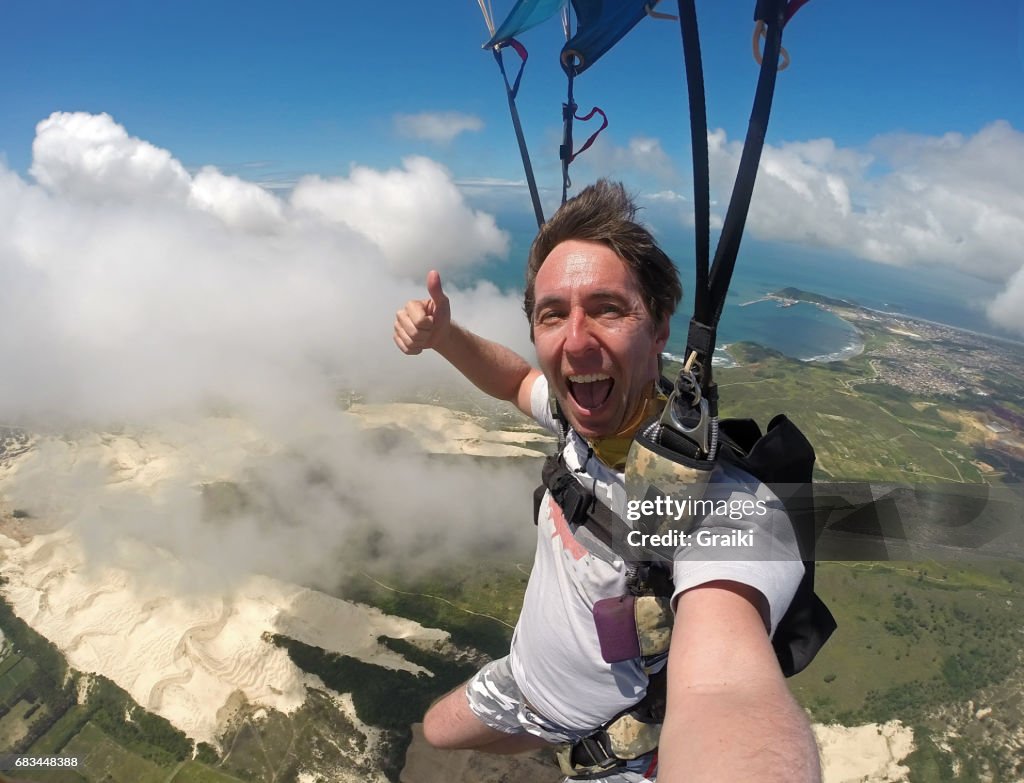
[394,270,453,355]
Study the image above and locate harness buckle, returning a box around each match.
[554,474,591,526]
[556,732,622,778]
[659,372,712,458]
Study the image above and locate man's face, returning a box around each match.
[532,239,668,440]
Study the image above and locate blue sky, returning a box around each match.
[3,1,1022,182]
[1,0,1024,383]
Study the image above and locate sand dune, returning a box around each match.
[0,525,446,743]
[348,402,550,458]
[0,413,462,745]
[815,721,915,782]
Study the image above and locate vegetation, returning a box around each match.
[774,287,857,308]
[271,632,478,781]
[339,561,523,660]
[0,586,241,782]
[788,560,1024,780]
[712,351,990,484]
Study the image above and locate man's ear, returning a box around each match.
[654,317,670,351]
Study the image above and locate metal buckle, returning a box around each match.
[659,370,711,457]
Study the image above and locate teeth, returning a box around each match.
[568,374,611,383]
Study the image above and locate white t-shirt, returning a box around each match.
[508,374,804,731]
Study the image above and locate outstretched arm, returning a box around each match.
[394,270,540,417]
[657,581,821,783]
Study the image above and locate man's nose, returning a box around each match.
[564,307,598,354]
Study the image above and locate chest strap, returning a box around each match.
[539,454,621,548]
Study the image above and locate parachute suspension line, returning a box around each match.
[494,40,546,229]
[559,4,577,205]
[477,0,496,37]
[707,1,787,329]
[558,60,607,206]
[556,3,608,205]
[676,0,790,399]
[676,0,711,356]
[560,61,577,205]
[645,1,678,22]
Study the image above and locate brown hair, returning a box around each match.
[523,180,682,338]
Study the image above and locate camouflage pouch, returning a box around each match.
[555,714,662,777]
[605,713,662,760]
[634,595,673,658]
[623,420,715,554]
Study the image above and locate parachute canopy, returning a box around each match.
[484,0,655,76]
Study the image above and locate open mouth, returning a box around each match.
[567,373,614,411]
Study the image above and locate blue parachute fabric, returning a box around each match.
[484,0,568,48]
[562,0,652,75]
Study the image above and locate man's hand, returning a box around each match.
[394,270,452,355]
[390,271,539,416]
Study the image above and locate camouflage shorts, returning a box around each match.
[465,656,659,782]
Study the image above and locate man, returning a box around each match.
[393,181,821,782]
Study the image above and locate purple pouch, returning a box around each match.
[592,595,641,663]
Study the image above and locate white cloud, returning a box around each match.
[703,121,1024,335]
[0,111,536,592]
[988,266,1024,334]
[291,156,508,274]
[576,135,680,184]
[393,111,484,144]
[188,165,285,232]
[643,190,686,203]
[31,111,191,203]
[0,112,521,423]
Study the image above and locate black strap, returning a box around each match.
[541,455,623,550]
[560,68,576,205]
[677,0,789,386]
[493,40,545,229]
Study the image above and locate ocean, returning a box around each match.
[467,223,1012,362]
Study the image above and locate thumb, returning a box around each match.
[426,270,448,310]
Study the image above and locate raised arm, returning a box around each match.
[657,581,822,783]
[393,270,540,417]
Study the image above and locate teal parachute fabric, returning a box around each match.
[484,0,567,48]
[486,0,652,76]
[561,0,652,75]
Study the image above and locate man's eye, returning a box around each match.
[537,310,565,324]
[599,303,623,316]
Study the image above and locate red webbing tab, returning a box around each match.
[505,38,528,63]
[569,106,608,163]
[784,0,812,25]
